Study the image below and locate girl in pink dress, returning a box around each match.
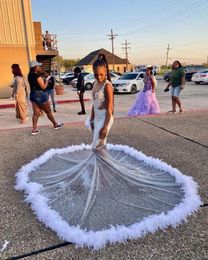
[128,66,160,116]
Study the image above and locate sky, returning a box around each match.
[31,0,208,65]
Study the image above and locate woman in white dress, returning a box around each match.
[15,55,201,250]
[90,54,114,149]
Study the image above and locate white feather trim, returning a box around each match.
[15,144,202,250]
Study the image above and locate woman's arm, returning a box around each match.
[104,83,113,128]
[150,76,156,92]
[9,78,17,97]
[181,70,186,86]
[37,76,48,90]
[164,81,171,90]
[99,83,113,139]
[90,105,95,132]
[90,105,95,121]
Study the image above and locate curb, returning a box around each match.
[0,98,91,109]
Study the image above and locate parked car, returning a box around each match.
[112,72,144,94]
[54,72,65,82]
[191,69,208,84]
[62,72,90,85]
[184,66,207,81]
[71,72,120,90]
[62,73,75,85]
[163,66,207,82]
[163,71,171,82]
[71,73,93,89]
[136,68,156,76]
[60,72,74,80]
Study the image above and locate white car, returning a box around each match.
[112,72,144,94]
[191,70,208,84]
[60,72,74,80]
[71,73,93,89]
[71,72,120,90]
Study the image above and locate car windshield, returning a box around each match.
[86,74,95,79]
[119,73,138,80]
[184,66,206,73]
[81,72,89,77]
[110,72,117,78]
[199,70,208,73]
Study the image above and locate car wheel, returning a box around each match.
[130,85,137,94]
[195,82,201,85]
[85,83,93,90]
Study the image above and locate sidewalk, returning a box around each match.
[0,85,91,109]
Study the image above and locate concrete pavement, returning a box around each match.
[0,80,208,131]
[0,80,208,259]
[0,112,208,259]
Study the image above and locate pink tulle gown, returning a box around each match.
[128,75,160,116]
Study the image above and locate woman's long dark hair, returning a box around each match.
[29,67,36,74]
[93,53,111,82]
[12,67,23,77]
[172,60,182,69]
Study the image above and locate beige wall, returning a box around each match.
[0,46,36,97]
[0,0,36,98]
[33,21,43,52]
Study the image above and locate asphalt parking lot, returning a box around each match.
[0,79,208,259]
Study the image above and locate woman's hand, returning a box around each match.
[99,126,108,140]
[90,121,94,132]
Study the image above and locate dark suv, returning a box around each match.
[184,66,207,81]
[62,72,90,85]
[163,65,207,82]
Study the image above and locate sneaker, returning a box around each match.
[53,109,57,113]
[31,129,40,136]
[54,123,64,130]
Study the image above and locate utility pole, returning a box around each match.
[165,44,171,70]
[122,39,131,72]
[107,29,118,72]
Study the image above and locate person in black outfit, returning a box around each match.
[28,61,63,135]
[74,67,86,115]
[45,70,56,112]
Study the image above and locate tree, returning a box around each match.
[52,56,80,71]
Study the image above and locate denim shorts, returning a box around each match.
[171,86,181,97]
[30,91,49,105]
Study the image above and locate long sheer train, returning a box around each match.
[15,143,201,249]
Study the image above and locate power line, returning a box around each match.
[114,0,182,30]
[119,0,208,36]
[122,39,131,71]
[107,29,118,71]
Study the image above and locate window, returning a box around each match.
[119,73,138,80]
